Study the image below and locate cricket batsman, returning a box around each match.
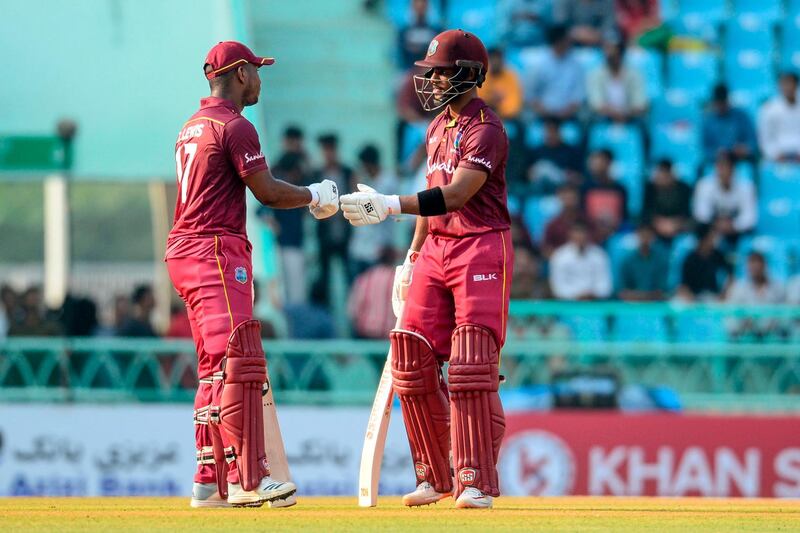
[341,29,512,509]
[165,41,339,508]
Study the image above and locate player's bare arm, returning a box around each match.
[243,169,338,218]
[340,167,487,226]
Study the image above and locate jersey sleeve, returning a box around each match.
[458,122,503,175]
[223,117,269,178]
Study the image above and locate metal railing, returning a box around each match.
[2,302,800,410]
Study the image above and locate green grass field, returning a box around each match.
[2,496,800,532]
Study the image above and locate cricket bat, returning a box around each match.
[262,369,297,508]
[358,317,401,507]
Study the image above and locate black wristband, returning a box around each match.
[417,186,447,216]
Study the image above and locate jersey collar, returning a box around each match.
[199,96,240,114]
[444,97,488,129]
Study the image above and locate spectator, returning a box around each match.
[477,47,524,120]
[550,222,612,300]
[264,152,308,305]
[60,295,99,336]
[117,285,157,337]
[524,118,585,195]
[581,149,629,242]
[349,145,396,277]
[758,72,800,162]
[497,0,551,47]
[702,83,757,165]
[618,224,669,301]
[542,184,593,256]
[725,252,785,339]
[165,302,193,338]
[692,150,757,247]
[554,0,618,46]
[615,0,661,43]
[312,133,354,304]
[677,225,732,301]
[8,285,61,336]
[0,284,16,339]
[642,159,692,242]
[397,0,441,68]
[527,25,585,121]
[277,125,311,176]
[347,247,397,339]
[587,40,648,123]
[510,245,550,299]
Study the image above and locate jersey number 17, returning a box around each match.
[175,143,197,203]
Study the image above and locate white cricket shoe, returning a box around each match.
[189,482,230,508]
[227,476,297,507]
[401,482,452,507]
[455,487,493,509]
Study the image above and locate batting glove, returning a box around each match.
[340,183,400,226]
[307,179,339,219]
[392,249,418,318]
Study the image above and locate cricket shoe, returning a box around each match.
[455,487,493,509]
[189,482,230,508]
[402,482,452,507]
[227,476,297,507]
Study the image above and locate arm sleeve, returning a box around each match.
[586,69,604,111]
[733,180,757,232]
[549,250,578,299]
[223,118,269,178]
[692,179,713,223]
[593,249,613,298]
[458,122,502,174]
[757,103,780,160]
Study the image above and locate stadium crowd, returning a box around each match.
[4,0,800,343]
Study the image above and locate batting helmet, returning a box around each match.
[413,29,489,111]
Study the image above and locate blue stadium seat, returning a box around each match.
[781,15,800,70]
[588,123,645,214]
[625,47,664,100]
[650,93,702,128]
[758,163,800,237]
[386,0,442,27]
[675,0,726,40]
[522,195,561,242]
[666,51,719,101]
[724,49,774,102]
[651,122,701,183]
[660,0,678,23]
[736,235,790,281]
[445,0,497,47]
[677,0,727,24]
[732,0,782,23]
[725,15,775,53]
[525,120,582,147]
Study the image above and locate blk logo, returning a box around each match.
[473,273,498,282]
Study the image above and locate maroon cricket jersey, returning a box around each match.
[424,98,510,237]
[165,97,268,259]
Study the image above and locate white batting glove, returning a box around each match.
[307,179,339,219]
[392,249,418,318]
[340,184,401,226]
